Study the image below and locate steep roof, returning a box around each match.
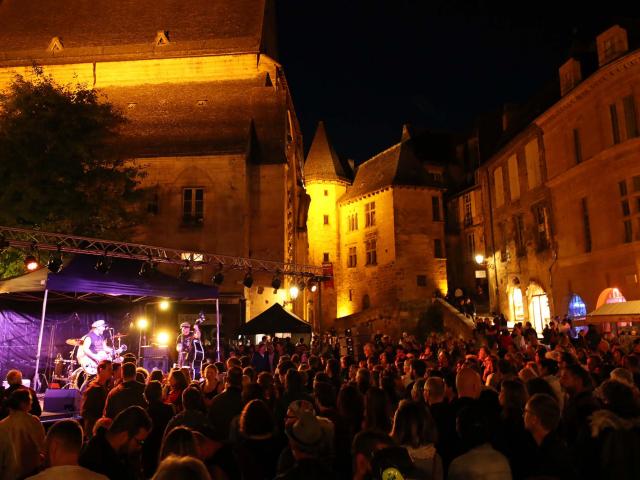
[340,139,437,203]
[304,122,352,183]
[100,78,284,159]
[0,0,269,64]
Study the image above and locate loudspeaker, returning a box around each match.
[43,388,81,413]
[142,356,169,373]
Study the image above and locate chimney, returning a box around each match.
[559,58,582,96]
[401,124,412,142]
[596,25,628,67]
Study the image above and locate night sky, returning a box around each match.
[277,1,628,163]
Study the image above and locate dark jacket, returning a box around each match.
[207,386,242,440]
[165,408,210,436]
[2,384,41,418]
[525,430,578,480]
[562,389,600,446]
[578,409,640,480]
[143,401,174,478]
[274,457,335,480]
[104,380,147,419]
[79,429,132,480]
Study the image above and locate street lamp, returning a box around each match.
[474,253,485,265]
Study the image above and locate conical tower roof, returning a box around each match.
[304,122,352,183]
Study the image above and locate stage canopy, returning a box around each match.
[238,303,312,335]
[0,255,217,302]
[0,255,218,380]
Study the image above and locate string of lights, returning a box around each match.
[0,225,328,281]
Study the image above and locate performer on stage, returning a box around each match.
[81,320,113,366]
[176,321,201,368]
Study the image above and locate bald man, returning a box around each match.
[456,367,482,400]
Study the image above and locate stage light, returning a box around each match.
[47,251,63,273]
[136,317,149,330]
[308,277,318,293]
[474,254,485,265]
[158,300,170,311]
[271,271,282,293]
[212,263,224,286]
[243,269,253,288]
[139,258,157,277]
[156,331,170,346]
[24,254,39,271]
[95,255,111,274]
[289,284,299,300]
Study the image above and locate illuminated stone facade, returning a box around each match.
[469,25,640,329]
[0,0,309,330]
[306,125,447,330]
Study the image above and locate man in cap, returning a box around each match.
[79,320,113,372]
[176,321,201,369]
[275,406,335,479]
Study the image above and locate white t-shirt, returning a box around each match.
[26,465,109,480]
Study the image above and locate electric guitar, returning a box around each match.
[77,343,127,375]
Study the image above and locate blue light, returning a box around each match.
[568,294,587,318]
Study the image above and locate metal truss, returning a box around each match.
[0,225,326,278]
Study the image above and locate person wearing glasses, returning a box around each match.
[79,406,152,480]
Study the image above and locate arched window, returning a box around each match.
[567,294,587,319]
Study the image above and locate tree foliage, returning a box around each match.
[0,71,146,237]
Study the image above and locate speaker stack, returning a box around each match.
[141,345,170,373]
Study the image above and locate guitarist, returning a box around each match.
[81,320,113,368]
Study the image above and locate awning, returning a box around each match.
[238,303,312,335]
[586,300,640,324]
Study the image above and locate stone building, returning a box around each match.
[445,184,488,310]
[460,24,640,332]
[0,0,310,332]
[306,124,447,331]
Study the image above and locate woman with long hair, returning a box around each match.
[362,387,392,434]
[234,399,283,480]
[160,426,199,462]
[200,364,223,409]
[390,400,442,480]
[165,369,189,413]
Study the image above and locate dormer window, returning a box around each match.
[596,25,628,66]
[155,31,170,47]
[47,37,63,53]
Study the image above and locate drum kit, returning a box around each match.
[53,332,128,389]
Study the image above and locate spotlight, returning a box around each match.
[139,258,157,277]
[24,254,39,271]
[178,261,191,281]
[94,255,111,274]
[156,331,170,346]
[158,300,170,311]
[271,271,282,293]
[136,317,149,330]
[47,248,63,274]
[307,277,318,293]
[289,284,299,300]
[243,269,253,288]
[212,263,224,286]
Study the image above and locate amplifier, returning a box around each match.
[43,388,81,413]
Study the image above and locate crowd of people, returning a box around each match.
[1,316,640,480]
